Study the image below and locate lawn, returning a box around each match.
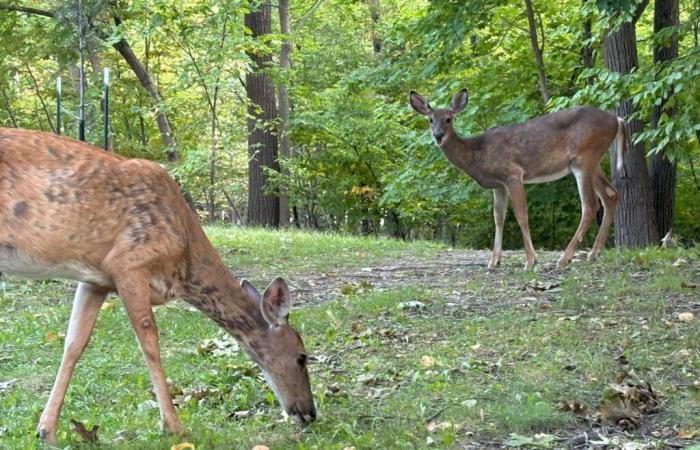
[1,226,699,449]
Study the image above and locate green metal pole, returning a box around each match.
[103,68,109,150]
[56,76,61,135]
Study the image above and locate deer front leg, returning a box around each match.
[38,283,108,447]
[506,179,536,270]
[115,274,185,437]
[488,187,508,270]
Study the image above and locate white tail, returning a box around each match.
[0,128,316,446]
[616,117,626,172]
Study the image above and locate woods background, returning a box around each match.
[0,0,698,250]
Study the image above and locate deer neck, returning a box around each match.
[439,132,477,171]
[176,236,268,354]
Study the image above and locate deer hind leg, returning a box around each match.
[37,283,108,446]
[588,166,619,261]
[558,166,599,269]
[115,272,185,436]
[488,187,508,270]
[506,178,536,270]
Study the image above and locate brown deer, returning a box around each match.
[0,128,315,447]
[409,89,624,270]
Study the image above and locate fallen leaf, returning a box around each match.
[101,302,115,311]
[398,301,426,311]
[251,446,270,450]
[677,429,696,439]
[420,355,434,368]
[672,258,687,267]
[0,379,17,391]
[559,400,587,416]
[171,443,195,450]
[678,312,695,322]
[45,331,58,343]
[70,419,99,443]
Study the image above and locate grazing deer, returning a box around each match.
[410,89,624,270]
[0,128,315,447]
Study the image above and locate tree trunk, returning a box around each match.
[602,12,658,247]
[581,0,595,86]
[1,88,18,127]
[524,0,549,103]
[245,4,279,227]
[649,0,679,239]
[278,0,291,227]
[368,0,382,53]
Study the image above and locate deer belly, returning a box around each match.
[524,167,570,184]
[0,244,111,286]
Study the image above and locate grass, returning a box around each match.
[1,226,699,449]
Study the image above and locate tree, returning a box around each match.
[649,0,679,238]
[278,0,291,227]
[245,3,279,227]
[524,0,550,103]
[601,0,659,247]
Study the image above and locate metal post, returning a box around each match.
[103,68,109,150]
[56,76,62,135]
[77,0,85,141]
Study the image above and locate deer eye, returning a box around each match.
[446,117,452,123]
[297,354,307,366]
[429,118,433,123]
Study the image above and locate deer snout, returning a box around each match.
[289,403,317,425]
[433,131,445,144]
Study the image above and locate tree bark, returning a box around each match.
[581,0,595,86]
[602,8,659,247]
[278,0,291,227]
[649,0,679,239]
[245,4,279,227]
[109,17,176,161]
[524,0,549,103]
[1,88,18,127]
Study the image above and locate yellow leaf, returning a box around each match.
[45,332,58,343]
[678,312,695,322]
[677,429,696,439]
[171,443,195,450]
[101,302,115,311]
[420,355,434,368]
[251,446,270,450]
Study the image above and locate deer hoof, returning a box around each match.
[36,427,57,447]
[163,420,187,436]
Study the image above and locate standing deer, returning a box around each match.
[409,89,624,270]
[0,128,316,447]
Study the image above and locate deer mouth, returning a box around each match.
[289,404,317,425]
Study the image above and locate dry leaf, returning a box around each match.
[676,429,696,439]
[678,312,695,322]
[251,446,270,450]
[70,419,99,443]
[171,443,195,450]
[559,400,587,416]
[672,258,687,267]
[101,302,115,311]
[45,331,58,343]
[420,355,434,368]
[0,379,17,392]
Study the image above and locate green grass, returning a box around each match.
[1,227,699,449]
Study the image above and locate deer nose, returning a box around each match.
[433,132,445,143]
[290,404,317,425]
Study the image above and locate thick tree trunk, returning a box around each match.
[602,17,659,248]
[245,4,279,227]
[278,0,291,227]
[524,0,549,103]
[649,0,679,239]
[581,0,595,86]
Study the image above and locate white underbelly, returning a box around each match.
[524,167,570,184]
[0,244,111,286]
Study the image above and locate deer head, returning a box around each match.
[240,278,316,424]
[409,89,468,146]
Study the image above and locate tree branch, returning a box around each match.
[0,4,54,18]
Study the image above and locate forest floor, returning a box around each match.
[1,227,699,449]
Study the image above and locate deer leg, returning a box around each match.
[558,167,598,269]
[488,187,508,270]
[37,283,108,446]
[506,179,536,270]
[588,167,619,261]
[115,274,185,436]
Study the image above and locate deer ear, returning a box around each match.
[241,279,261,304]
[409,91,431,115]
[451,89,469,114]
[261,277,291,327]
